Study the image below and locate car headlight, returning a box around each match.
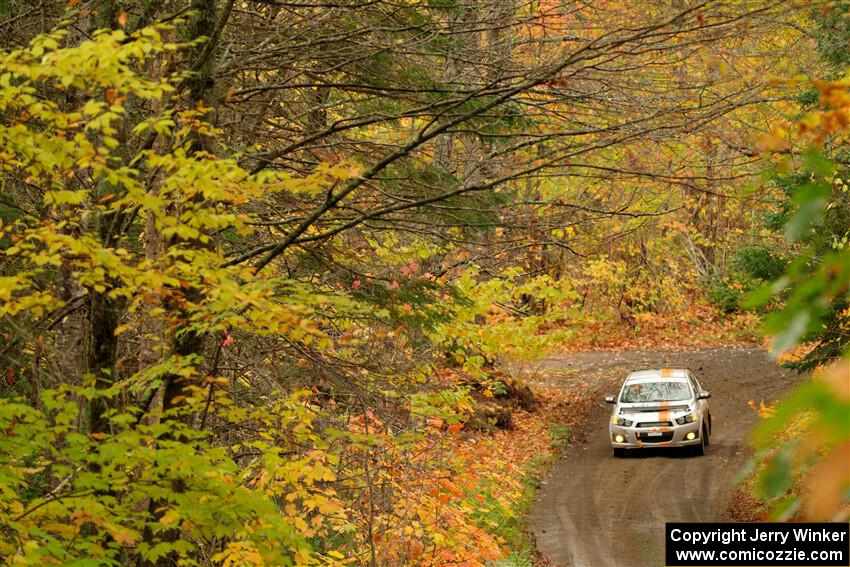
[676,412,698,425]
[611,416,633,427]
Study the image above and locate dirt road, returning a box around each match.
[528,347,805,567]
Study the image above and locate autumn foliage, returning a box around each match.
[0,1,846,565]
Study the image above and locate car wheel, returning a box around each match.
[704,420,710,447]
[692,426,706,457]
[613,447,626,458]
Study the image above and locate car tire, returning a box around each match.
[692,426,706,457]
[613,447,627,458]
[704,419,710,447]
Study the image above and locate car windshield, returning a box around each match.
[620,381,691,403]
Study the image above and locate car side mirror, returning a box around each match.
[604,395,616,404]
[697,390,711,399]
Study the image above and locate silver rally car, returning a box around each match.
[605,368,712,457]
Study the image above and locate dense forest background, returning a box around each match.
[0,0,847,565]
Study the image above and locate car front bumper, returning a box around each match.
[609,421,702,449]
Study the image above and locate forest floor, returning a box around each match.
[524,347,806,567]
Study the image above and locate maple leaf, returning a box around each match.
[400,261,419,276]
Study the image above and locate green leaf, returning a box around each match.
[759,449,792,499]
[769,310,809,355]
[802,146,836,177]
[785,197,826,242]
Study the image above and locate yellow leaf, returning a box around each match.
[160,509,179,526]
[106,523,137,545]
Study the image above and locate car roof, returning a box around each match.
[625,368,690,383]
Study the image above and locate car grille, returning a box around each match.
[628,405,689,412]
[636,421,672,428]
[638,432,674,443]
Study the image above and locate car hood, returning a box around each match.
[617,401,692,414]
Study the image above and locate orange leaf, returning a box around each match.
[118,10,127,27]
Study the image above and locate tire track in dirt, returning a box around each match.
[528,347,804,567]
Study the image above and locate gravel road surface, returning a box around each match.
[528,347,805,567]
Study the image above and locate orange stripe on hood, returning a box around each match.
[658,400,670,423]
